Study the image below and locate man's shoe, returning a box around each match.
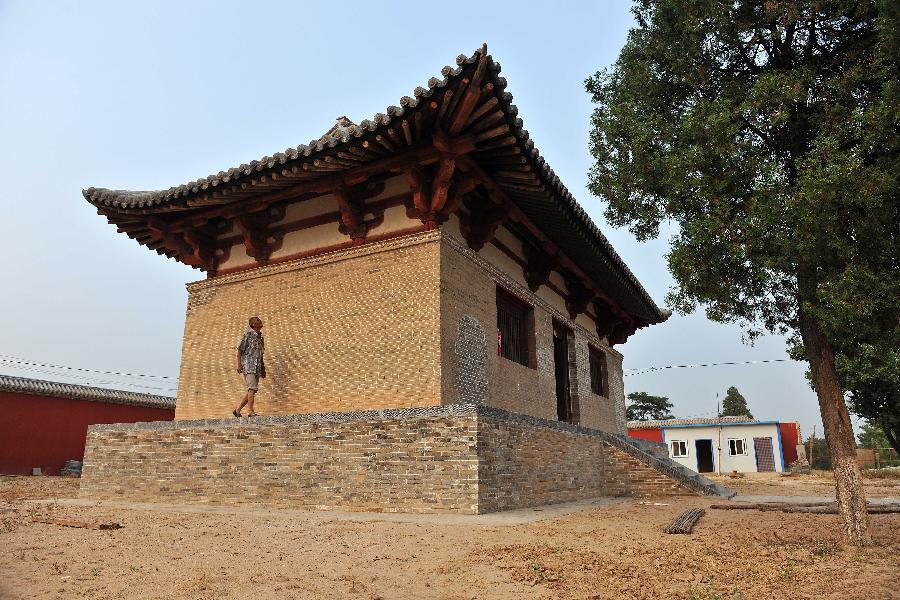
[232,409,241,418]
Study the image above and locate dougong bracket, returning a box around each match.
[235,205,286,264]
[404,160,461,230]
[334,180,386,245]
[460,189,508,251]
[522,243,557,292]
[564,274,594,320]
[147,217,217,272]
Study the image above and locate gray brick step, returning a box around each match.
[602,433,736,499]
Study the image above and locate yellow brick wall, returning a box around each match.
[176,221,625,431]
[176,231,442,420]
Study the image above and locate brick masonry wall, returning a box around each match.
[80,405,694,514]
[477,408,692,512]
[477,411,621,512]
[440,232,623,432]
[607,352,627,433]
[80,407,480,513]
[602,445,696,497]
[177,231,442,420]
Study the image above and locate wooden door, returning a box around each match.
[753,437,776,472]
[553,323,570,422]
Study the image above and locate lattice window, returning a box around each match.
[496,288,531,367]
[589,345,607,396]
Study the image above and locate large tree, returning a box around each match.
[586,1,898,545]
[720,386,753,418]
[626,391,675,421]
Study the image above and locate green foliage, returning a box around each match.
[838,343,900,454]
[626,391,675,420]
[857,420,890,450]
[585,0,899,346]
[720,386,753,418]
[789,337,900,454]
[808,436,833,471]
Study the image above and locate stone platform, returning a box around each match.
[80,405,726,514]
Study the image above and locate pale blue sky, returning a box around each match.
[0,1,829,436]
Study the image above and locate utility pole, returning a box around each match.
[809,425,816,469]
[716,393,722,473]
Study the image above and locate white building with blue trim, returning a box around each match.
[627,416,788,474]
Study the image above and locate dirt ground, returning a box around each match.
[1,473,898,600]
[709,470,900,498]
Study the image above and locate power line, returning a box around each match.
[624,358,791,377]
[0,354,177,380]
[1,362,120,387]
[0,362,178,393]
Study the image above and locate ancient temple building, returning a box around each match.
[76,47,725,514]
[84,45,668,431]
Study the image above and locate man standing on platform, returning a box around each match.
[233,316,266,418]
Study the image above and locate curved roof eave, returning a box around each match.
[83,45,668,324]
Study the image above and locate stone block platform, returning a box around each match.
[81,405,727,514]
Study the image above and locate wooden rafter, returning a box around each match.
[447,44,489,135]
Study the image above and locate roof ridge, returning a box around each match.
[628,415,760,429]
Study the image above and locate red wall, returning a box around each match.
[627,428,663,443]
[0,392,174,476]
[779,422,801,465]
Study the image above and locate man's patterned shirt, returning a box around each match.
[237,330,264,375]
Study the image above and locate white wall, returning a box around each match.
[662,423,784,473]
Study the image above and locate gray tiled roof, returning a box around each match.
[83,45,668,324]
[0,374,176,410]
[628,416,759,429]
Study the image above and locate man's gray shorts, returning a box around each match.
[243,373,259,391]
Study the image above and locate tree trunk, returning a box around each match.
[799,308,871,546]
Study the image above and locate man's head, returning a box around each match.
[249,316,263,331]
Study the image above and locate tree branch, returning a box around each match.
[739,114,776,150]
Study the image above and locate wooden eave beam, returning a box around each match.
[122,135,476,236]
[98,134,477,223]
[429,158,457,213]
[455,153,625,316]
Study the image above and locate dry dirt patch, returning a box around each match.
[0,476,897,600]
[709,471,900,498]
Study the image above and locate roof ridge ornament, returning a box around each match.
[319,116,356,143]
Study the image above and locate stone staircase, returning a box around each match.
[601,433,736,499]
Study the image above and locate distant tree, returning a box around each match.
[585,0,898,545]
[809,435,833,471]
[626,392,674,421]
[720,387,753,419]
[837,343,900,455]
[857,420,890,450]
